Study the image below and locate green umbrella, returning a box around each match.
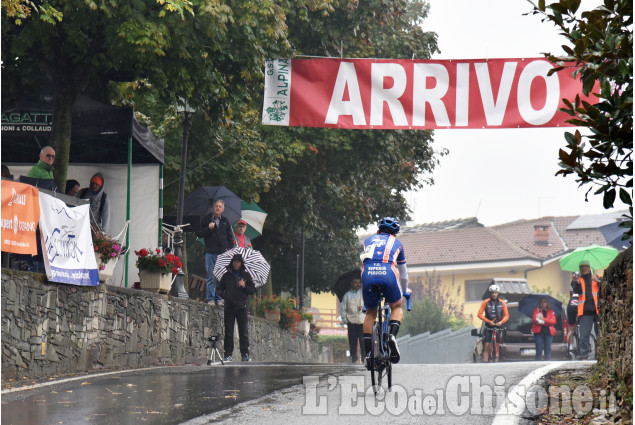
[559,244,619,272]
[237,200,267,240]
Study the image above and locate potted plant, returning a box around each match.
[135,248,182,293]
[297,310,314,336]
[255,295,281,321]
[93,231,124,282]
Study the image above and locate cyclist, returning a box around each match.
[477,284,509,362]
[360,217,411,370]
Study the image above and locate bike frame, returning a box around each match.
[368,288,411,395]
[484,325,503,362]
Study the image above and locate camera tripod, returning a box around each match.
[207,337,224,366]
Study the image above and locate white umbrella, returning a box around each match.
[212,247,270,288]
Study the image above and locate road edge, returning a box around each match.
[491,361,571,425]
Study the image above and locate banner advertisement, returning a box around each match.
[1,180,40,254]
[262,58,592,130]
[38,192,99,286]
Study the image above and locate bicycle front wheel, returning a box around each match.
[590,334,598,360]
[568,332,579,360]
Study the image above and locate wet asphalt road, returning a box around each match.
[1,361,593,424]
[0,363,357,425]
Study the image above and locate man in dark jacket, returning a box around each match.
[197,199,234,306]
[217,253,255,362]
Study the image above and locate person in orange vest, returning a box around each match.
[577,260,599,359]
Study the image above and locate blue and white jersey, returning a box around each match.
[361,233,406,265]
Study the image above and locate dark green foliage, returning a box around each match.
[530,0,633,236]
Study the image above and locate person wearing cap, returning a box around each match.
[233,219,252,248]
[78,172,111,234]
[27,146,55,180]
[217,253,255,362]
[577,259,599,359]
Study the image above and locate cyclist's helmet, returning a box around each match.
[378,217,400,235]
[488,284,500,293]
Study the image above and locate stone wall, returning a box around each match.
[1,270,321,380]
[598,246,633,421]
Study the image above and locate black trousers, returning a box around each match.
[347,322,365,362]
[224,307,249,357]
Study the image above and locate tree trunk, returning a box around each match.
[51,86,78,191]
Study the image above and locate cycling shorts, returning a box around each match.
[483,327,503,344]
[361,261,403,310]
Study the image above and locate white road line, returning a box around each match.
[492,361,570,425]
[1,366,170,394]
[1,363,352,394]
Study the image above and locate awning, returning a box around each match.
[1,94,163,164]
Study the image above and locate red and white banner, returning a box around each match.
[262,58,592,130]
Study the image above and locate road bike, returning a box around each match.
[484,324,504,362]
[367,287,411,395]
[568,322,597,360]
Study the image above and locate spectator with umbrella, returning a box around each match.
[197,199,234,306]
[217,253,255,362]
[340,275,365,364]
[519,294,562,361]
[531,296,557,361]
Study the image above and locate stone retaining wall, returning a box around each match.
[598,246,633,420]
[1,270,321,380]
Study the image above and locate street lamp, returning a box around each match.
[170,99,196,298]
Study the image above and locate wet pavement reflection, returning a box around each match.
[1,364,357,425]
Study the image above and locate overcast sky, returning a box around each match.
[405,0,608,226]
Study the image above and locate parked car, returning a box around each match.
[471,301,569,362]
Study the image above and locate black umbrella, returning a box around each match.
[332,269,361,302]
[184,186,242,227]
[518,294,563,318]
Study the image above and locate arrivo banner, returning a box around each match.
[262,58,593,130]
[1,180,40,255]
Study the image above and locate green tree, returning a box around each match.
[530,0,633,236]
[400,297,469,336]
[254,0,443,292]
[1,0,307,190]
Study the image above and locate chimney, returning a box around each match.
[534,224,550,245]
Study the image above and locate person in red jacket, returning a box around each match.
[532,297,557,360]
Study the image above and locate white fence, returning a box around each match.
[397,326,477,364]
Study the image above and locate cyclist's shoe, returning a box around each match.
[223,355,232,363]
[388,335,400,363]
[365,354,372,371]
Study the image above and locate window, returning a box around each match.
[465,279,491,302]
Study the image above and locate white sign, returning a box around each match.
[38,192,99,286]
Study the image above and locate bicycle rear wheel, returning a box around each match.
[387,359,392,390]
[370,323,382,391]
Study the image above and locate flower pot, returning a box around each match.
[264,310,281,322]
[295,319,310,336]
[139,269,173,294]
[96,255,116,283]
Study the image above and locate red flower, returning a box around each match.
[156,248,161,254]
[171,267,179,275]
[158,259,166,267]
